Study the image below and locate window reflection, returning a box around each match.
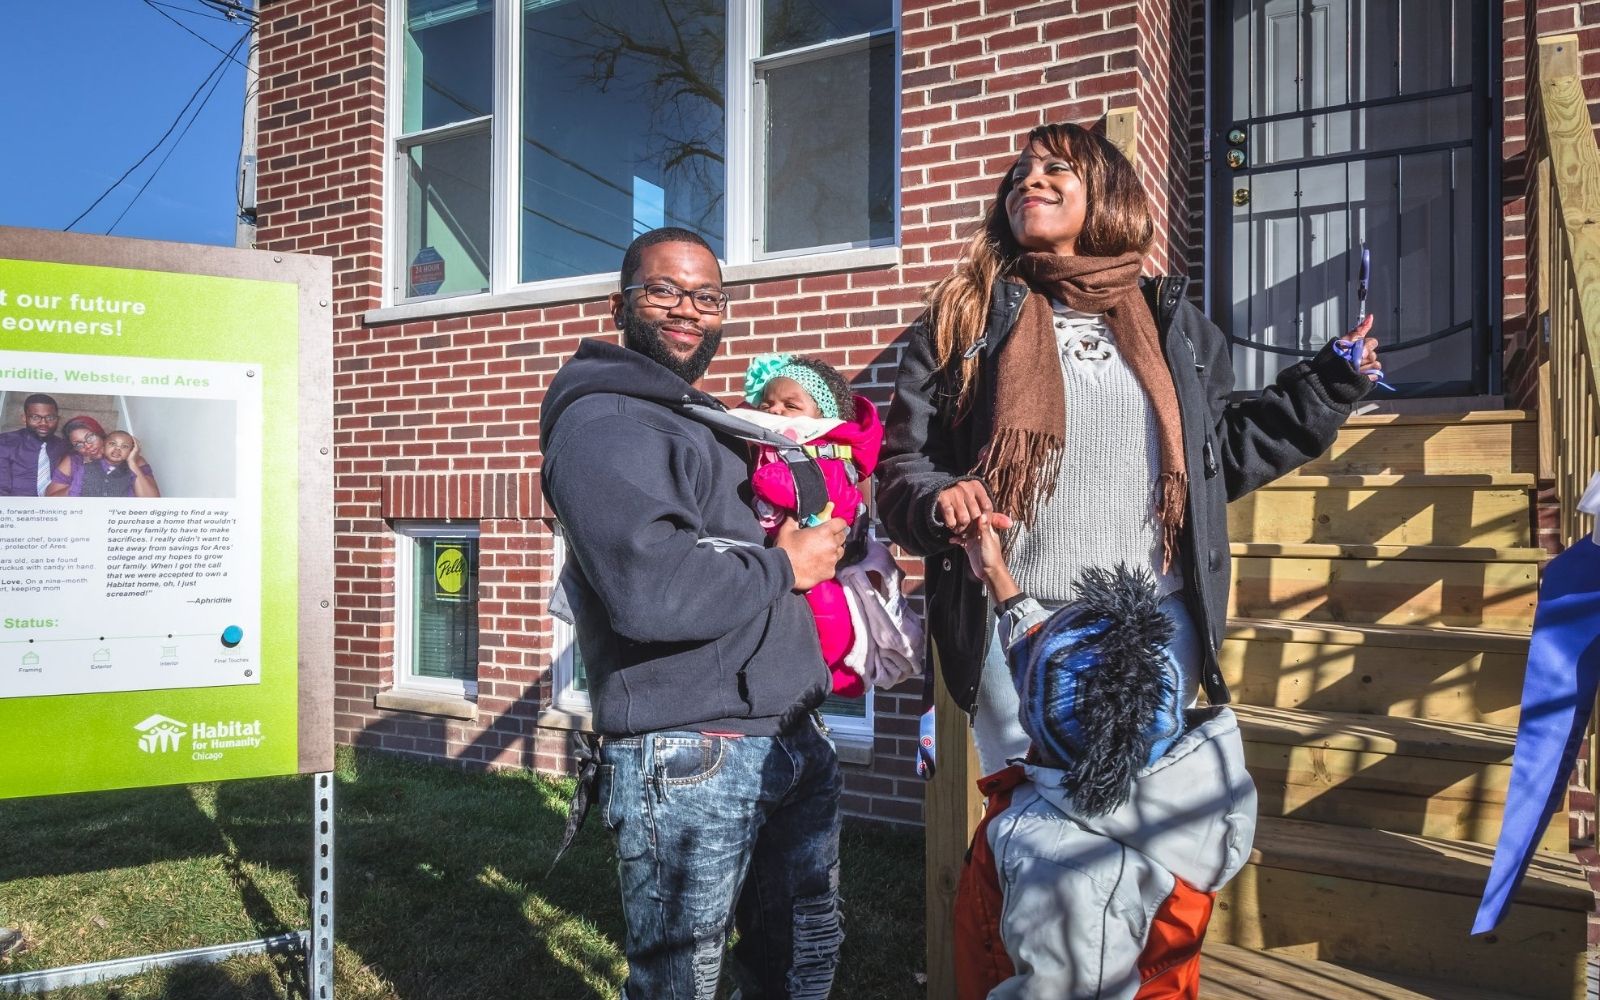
[520,0,727,282]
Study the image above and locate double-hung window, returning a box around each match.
[395,0,495,298]
[394,522,481,697]
[390,0,899,304]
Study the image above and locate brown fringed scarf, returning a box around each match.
[980,251,1188,571]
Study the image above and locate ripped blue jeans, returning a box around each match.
[598,720,843,999]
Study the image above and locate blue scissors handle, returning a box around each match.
[1334,336,1394,392]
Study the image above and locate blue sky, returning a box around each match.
[0,1,252,246]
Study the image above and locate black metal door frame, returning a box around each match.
[1205,0,1502,397]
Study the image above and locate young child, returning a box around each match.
[738,354,883,697]
[952,513,1257,1000]
[100,431,161,498]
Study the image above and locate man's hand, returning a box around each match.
[935,480,995,540]
[774,516,848,591]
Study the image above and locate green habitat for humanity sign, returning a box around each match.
[0,254,303,798]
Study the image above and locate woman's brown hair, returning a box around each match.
[922,122,1154,417]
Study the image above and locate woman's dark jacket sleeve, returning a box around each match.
[877,320,975,557]
[1184,299,1371,499]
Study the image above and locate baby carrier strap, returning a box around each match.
[675,401,832,523]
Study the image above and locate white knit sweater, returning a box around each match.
[1004,303,1184,602]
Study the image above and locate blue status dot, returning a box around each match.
[221,625,244,648]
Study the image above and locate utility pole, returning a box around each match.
[235,0,259,248]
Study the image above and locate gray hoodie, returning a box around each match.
[984,707,1257,1000]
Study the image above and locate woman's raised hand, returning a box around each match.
[1337,314,1382,382]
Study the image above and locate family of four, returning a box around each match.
[540,122,1380,999]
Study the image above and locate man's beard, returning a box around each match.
[621,310,722,384]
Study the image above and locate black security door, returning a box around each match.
[1212,0,1497,395]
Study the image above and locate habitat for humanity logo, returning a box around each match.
[135,714,188,753]
[134,714,265,759]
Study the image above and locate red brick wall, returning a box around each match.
[1135,0,1192,277]
[254,0,1202,824]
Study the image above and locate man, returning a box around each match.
[540,227,848,998]
[0,394,67,497]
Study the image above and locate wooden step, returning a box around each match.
[1229,473,1534,547]
[1301,411,1538,477]
[1229,543,1543,630]
[1200,942,1535,999]
[1211,817,1590,998]
[1221,619,1529,725]
[1233,705,1564,850]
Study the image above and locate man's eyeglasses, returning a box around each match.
[70,433,101,451]
[624,282,729,315]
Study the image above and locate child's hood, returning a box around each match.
[832,395,884,476]
[1020,706,1257,892]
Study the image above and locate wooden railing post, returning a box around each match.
[1533,31,1600,834]
[923,649,985,1000]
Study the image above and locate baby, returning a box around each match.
[739,354,883,697]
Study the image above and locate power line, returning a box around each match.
[141,0,250,69]
[107,32,247,234]
[198,0,258,22]
[63,31,247,232]
[148,0,236,23]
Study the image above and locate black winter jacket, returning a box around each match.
[877,276,1371,713]
[540,339,829,736]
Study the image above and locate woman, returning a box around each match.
[879,120,1379,772]
[877,120,1380,997]
[45,417,161,498]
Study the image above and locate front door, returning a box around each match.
[1213,0,1496,395]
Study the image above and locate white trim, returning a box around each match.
[392,520,481,698]
[490,0,516,296]
[395,114,494,146]
[383,0,399,307]
[549,525,589,715]
[750,27,894,71]
[821,688,874,740]
[725,0,757,262]
[362,245,900,325]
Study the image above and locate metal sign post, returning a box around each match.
[0,774,334,996]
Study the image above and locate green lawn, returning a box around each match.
[0,747,925,999]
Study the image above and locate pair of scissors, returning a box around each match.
[1338,242,1394,390]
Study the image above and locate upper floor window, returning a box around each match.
[391,0,899,303]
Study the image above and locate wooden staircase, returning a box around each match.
[1199,410,1594,999]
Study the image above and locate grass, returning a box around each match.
[0,747,925,999]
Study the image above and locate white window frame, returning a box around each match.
[549,524,589,715]
[393,520,481,699]
[821,687,874,741]
[382,0,900,311]
[747,24,899,261]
